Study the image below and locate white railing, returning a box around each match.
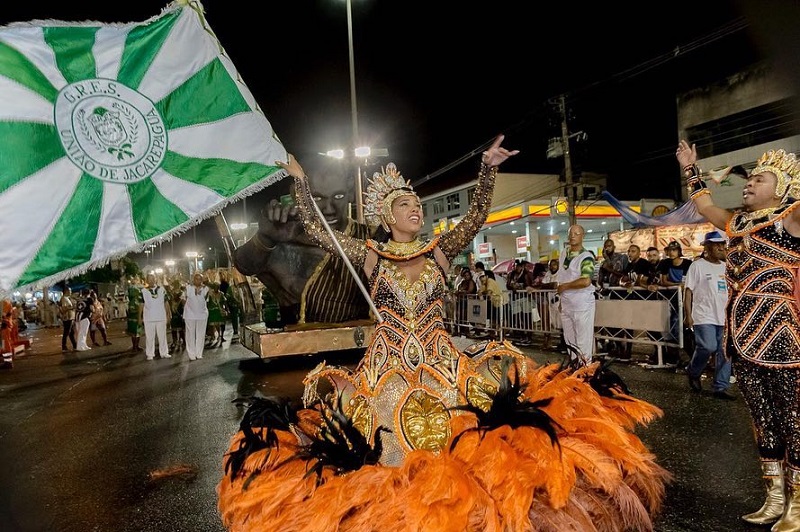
[444,286,684,367]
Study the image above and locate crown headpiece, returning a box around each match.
[363,162,417,230]
[752,148,800,202]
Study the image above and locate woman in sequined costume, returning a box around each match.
[679,139,800,530]
[217,136,669,531]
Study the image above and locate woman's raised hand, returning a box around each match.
[481,134,520,167]
[276,154,306,179]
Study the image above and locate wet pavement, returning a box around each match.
[0,321,773,531]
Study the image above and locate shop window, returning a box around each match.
[446,193,460,211]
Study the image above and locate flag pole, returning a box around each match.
[307,198,383,323]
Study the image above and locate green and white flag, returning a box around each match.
[0,0,287,294]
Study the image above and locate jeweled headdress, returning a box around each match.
[751,148,800,202]
[363,162,418,230]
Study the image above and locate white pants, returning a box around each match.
[144,320,168,358]
[76,318,91,350]
[185,318,208,360]
[560,305,596,364]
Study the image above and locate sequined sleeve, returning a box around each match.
[293,174,368,268]
[438,162,498,260]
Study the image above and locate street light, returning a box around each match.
[323,145,389,222]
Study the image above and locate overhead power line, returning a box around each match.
[412,16,749,188]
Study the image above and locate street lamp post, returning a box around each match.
[344,0,365,223]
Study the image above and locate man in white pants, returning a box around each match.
[74,290,93,351]
[139,273,171,360]
[557,224,597,365]
[183,272,209,361]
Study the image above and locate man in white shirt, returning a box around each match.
[684,231,733,399]
[557,225,597,365]
[183,272,209,361]
[139,273,171,360]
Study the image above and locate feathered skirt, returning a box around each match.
[217,359,670,532]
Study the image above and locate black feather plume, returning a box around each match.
[449,357,562,451]
[224,395,300,480]
[583,358,633,400]
[293,394,389,485]
[559,342,589,371]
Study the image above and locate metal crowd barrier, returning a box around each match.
[444,286,684,368]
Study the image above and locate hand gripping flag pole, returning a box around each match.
[307,196,383,324]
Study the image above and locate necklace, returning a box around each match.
[730,203,793,235]
[383,238,426,257]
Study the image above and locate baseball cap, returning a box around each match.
[666,241,681,250]
[702,231,726,245]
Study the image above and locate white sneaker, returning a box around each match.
[196,355,203,359]
[187,355,196,361]
[146,356,154,360]
[161,353,172,359]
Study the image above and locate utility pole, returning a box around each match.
[558,94,577,226]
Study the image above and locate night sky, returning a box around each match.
[3,0,798,255]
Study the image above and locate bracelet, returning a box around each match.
[689,188,711,200]
[686,175,709,199]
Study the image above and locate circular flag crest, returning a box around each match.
[55,79,166,184]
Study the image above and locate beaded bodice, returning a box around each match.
[359,254,451,372]
[726,203,800,365]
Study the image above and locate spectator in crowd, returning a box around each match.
[449,264,464,291]
[220,273,242,343]
[541,258,563,351]
[126,278,144,352]
[473,261,487,293]
[530,261,547,287]
[167,278,185,353]
[59,287,77,352]
[206,283,229,347]
[622,244,652,287]
[104,293,115,322]
[480,270,507,339]
[507,260,536,346]
[598,238,629,288]
[557,224,597,365]
[612,244,654,360]
[597,239,628,356]
[454,268,477,336]
[89,292,111,346]
[639,246,662,289]
[657,241,693,365]
[684,230,732,400]
[139,273,171,360]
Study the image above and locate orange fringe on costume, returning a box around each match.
[217,362,671,532]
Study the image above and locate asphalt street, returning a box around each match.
[0,320,772,531]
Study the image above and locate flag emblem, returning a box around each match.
[56,80,166,183]
[0,1,287,293]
